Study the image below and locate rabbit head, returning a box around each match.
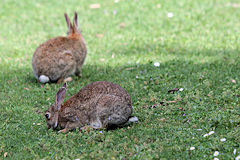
[64,12,81,36]
[45,83,67,130]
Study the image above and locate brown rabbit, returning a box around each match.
[32,12,87,83]
[45,81,138,133]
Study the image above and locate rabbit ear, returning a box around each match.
[73,12,78,28]
[64,13,71,30]
[54,83,67,111]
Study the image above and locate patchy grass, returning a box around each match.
[0,0,240,159]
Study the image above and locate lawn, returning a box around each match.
[0,0,240,159]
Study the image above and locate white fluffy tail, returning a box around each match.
[128,116,138,123]
[39,75,49,83]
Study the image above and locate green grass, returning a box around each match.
[1,0,240,159]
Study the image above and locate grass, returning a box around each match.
[0,0,240,159]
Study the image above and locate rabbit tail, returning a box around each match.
[39,75,50,83]
[128,116,138,123]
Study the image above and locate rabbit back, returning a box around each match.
[67,81,131,106]
[32,36,86,81]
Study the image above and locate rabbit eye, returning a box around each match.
[45,113,50,119]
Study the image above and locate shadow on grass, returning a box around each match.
[1,51,239,87]
[1,53,239,107]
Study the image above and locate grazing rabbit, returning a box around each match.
[32,12,87,83]
[45,81,138,133]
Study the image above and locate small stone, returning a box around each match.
[189,146,195,150]
[209,131,214,135]
[179,88,184,91]
[213,151,219,156]
[111,54,115,58]
[168,12,173,18]
[154,62,160,67]
[233,149,237,155]
[203,133,209,137]
[236,155,240,160]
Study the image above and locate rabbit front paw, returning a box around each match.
[58,128,69,133]
[80,126,93,132]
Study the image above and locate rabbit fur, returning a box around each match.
[45,81,138,133]
[32,12,87,83]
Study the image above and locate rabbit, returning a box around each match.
[32,12,87,83]
[44,81,138,133]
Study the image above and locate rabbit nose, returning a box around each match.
[47,125,51,129]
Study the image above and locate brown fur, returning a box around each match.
[32,12,87,82]
[45,81,133,132]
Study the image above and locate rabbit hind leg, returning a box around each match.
[80,119,104,131]
[107,102,132,127]
[58,121,81,133]
[107,113,129,126]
